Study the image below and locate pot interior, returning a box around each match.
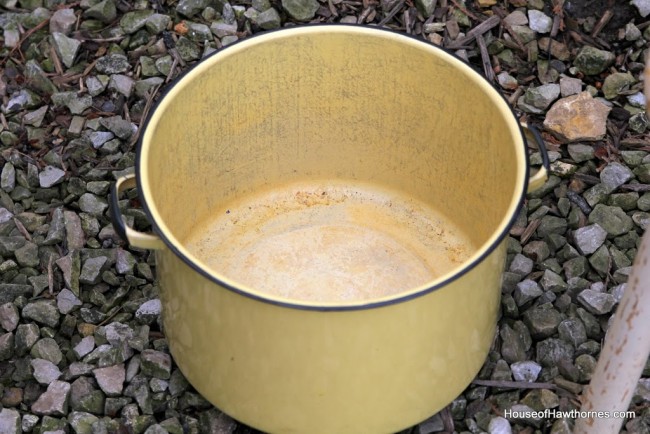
[138,26,527,305]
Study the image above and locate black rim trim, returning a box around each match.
[134,24,532,312]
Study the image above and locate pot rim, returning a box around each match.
[136,24,530,311]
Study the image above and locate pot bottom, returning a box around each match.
[183,181,476,302]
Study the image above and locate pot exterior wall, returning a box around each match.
[157,241,505,434]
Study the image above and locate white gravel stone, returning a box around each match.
[31,358,62,385]
[631,0,650,17]
[527,10,552,33]
[73,335,95,359]
[0,408,20,434]
[573,224,608,255]
[511,361,542,382]
[39,166,66,188]
[489,416,512,434]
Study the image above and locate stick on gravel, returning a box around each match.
[575,62,650,431]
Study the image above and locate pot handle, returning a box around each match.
[521,123,550,192]
[110,174,165,250]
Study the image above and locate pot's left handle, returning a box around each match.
[522,123,550,192]
[110,174,165,250]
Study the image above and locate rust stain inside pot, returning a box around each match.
[184,182,476,302]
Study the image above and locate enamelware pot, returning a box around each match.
[111,25,549,433]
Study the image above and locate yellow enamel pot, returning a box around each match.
[111,25,548,434]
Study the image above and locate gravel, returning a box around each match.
[1,0,649,432]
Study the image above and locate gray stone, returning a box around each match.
[221,35,238,46]
[573,46,615,75]
[573,224,607,255]
[56,251,81,295]
[69,411,99,434]
[635,164,650,183]
[0,207,14,224]
[15,323,40,356]
[510,361,541,382]
[84,0,116,22]
[500,324,527,363]
[629,113,649,134]
[560,76,583,97]
[39,165,66,188]
[602,72,636,100]
[175,36,201,61]
[140,349,172,379]
[144,425,169,434]
[524,84,560,110]
[540,269,567,292]
[5,89,41,113]
[31,380,71,416]
[78,193,108,216]
[88,131,114,148]
[51,91,93,115]
[577,289,616,315]
[184,21,212,41]
[503,10,527,26]
[632,211,650,230]
[57,288,82,315]
[558,318,587,348]
[257,7,281,29]
[73,336,95,360]
[0,332,13,360]
[135,77,164,98]
[488,416,512,434]
[145,14,170,34]
[198,409,237,434]
[103,322,135,346]
[0,302,19,331]
[22,301,60,328]
[415,0,435,17]
[100,116,134,139]
[282,0,318,20]
[513,280,542,306]
[86,75,109,96]
[135,299,162,325]
[44,208,65,245]
[567,143,594,162]
[80,256,108,284]
[94,364,125,396]
[211,21,238,37]
[537,215,567,237]
[527,10,552,33]
[15,241,39,267]
[176,0,210,17]
[169,369,189,396]
[588,204,634,237]
[600,162,633,192]
[31,358,62,385]
[536,338,574,368]
[21,414,39,432]
[108,74,135,97]
[50,8,77,33]
[51,32,81,68]
[509,253,534,276]
[24,105,49,127]
[120,9,154,33]
[63,211,86,251]
[497,72,518,90]
[0,408,20,434]
[95,54,130,74]
[1,162,15,192]
[631,0,650,17]
[31,338,63,364]
[523,307,562,339]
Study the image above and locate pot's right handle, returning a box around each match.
[521,123,550,193]
[110,174,165,250]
